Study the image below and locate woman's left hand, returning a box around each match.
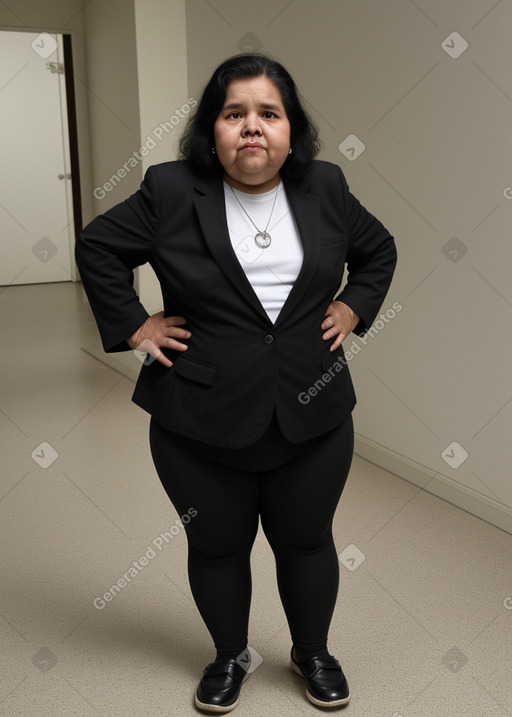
[321,301,360,352]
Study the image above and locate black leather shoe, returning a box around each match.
[194,656,250,713]
[290,648,350,707]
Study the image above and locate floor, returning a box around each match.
[0,281,511,717]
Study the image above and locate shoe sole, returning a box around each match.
[290,657,351,708]
[194,671,250,713]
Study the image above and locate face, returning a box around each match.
[213,74,291,193]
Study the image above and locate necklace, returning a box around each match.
[229,181,279,249]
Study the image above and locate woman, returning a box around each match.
[76,53,397,713]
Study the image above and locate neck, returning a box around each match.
[223,173,280,194]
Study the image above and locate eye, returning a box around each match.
[263,111,276,119]
[227,111,242,119]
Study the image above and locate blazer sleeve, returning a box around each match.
[333,165,397,335]
[75,166,160,352]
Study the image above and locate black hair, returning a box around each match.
[178,53,321,181]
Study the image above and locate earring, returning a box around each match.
[288,148,292,154]
[211,147,216,154]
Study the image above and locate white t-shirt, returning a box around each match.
[223,180,304,323]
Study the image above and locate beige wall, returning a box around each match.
[184,0,512,532]
[83,0,189,312]
[81,0,141,222]
[132,0,188,313]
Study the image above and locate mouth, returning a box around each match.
[240,142,265,150]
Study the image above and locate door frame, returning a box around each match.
[63,32,82,281]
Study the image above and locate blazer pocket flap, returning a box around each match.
[174,356,216,386]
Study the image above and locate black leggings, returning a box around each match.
[149,415,354,659]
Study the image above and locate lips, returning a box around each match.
[240,142,265,150]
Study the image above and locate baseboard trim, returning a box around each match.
[354,434,512,535]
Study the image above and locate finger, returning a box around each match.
[322,325,343,340]
[153,349,173,368]
[165,327,192,339]
[163,315,188,327]
[329,333,347,352]
[321,318,333,330]
[135,338,172,368]
[135,337,158,355]
[167,338,189,352]
[321,311,339,329]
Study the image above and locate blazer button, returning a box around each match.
[264,334,274,344]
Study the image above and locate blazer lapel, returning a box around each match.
[192,172,321,329]
[193,175,271,322]
[273,177,320,328]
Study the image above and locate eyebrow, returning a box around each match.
[222,102,281,111]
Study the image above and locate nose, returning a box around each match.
[242,113,262,136]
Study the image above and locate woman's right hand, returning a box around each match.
[127,311,191,368]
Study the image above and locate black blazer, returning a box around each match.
[76,160,397,448]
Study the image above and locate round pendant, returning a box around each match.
[255,231,271,249]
